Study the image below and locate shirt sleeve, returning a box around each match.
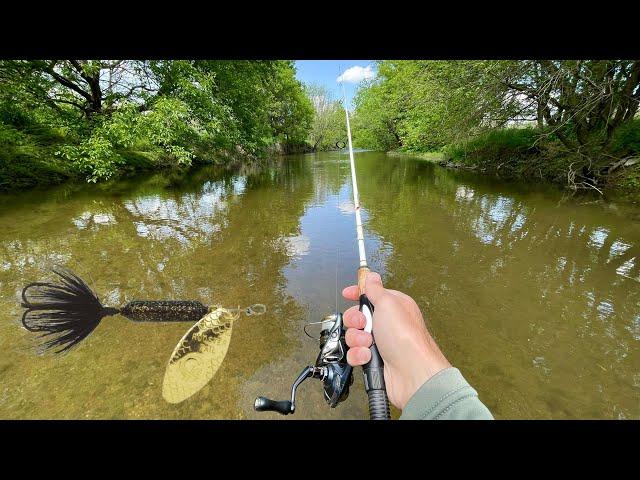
[399,367,494,420]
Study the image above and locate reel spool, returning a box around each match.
[254,312,353,415]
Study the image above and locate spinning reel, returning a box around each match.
[254,312,353,415]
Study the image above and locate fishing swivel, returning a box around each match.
[234,304,267,316]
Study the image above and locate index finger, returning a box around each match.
[342,285,359,301]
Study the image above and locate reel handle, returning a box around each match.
[254,397,294,415]
[254,366,316,416]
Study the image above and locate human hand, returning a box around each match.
[342,271,451,410]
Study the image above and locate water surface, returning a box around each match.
[1,151,639,419]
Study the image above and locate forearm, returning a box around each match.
[399,367,493,420]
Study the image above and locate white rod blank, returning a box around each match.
[341,82,368,268]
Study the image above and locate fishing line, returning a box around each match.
[303,320,324,340]
[335,244,339,314]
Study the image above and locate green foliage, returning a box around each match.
[305,83,345,151]
[352,60,640,192]
[446,128,540,164]
[268,61,314,150]
[57,135,122,182]
[0,121,26,145]
[0,60,314,188]
[351,66,401,151]
[611,118,640,155]
[0,123,71,190]
[352,60,515,152]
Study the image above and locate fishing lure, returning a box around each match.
[20,266,264,354]
[162,303,265,404]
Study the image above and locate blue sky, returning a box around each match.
[294,60,376,109]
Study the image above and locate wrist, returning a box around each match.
[401,343,451,409]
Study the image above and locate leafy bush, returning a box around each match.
[611,118,640,155]
[445,127,540,164]
[0,60,314,189]
[0,123,27,146]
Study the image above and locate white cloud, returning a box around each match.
[337,65,375,84]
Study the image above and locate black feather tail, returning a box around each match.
[21,266,118,354]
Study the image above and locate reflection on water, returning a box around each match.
[0,152,639,419]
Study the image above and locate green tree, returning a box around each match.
[352,60,640,189]
[0,60,314,185]
[267,61,314,152]
[305,83,344,151]
[499,60,640,185]
[352,60,518,152]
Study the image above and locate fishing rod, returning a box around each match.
[341,82,391,420]
[253,80,390,420]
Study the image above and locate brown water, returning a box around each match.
[1,151,639,419]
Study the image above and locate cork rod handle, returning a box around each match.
[358,266,370,296]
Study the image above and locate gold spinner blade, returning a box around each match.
[162,307,240,404]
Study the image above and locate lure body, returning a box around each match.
[120,300,209,323]
[20,267,214,353]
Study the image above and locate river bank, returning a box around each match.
[386,124,640,204]
[0,60,316,193]
[0,148,253,193]
[0,127,285,193]
[434,157,640,203]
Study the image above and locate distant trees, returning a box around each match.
[305,83,345,151]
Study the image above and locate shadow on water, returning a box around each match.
[1,151,639,419]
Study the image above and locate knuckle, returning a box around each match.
[348,347,371,366]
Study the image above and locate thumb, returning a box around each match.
[363,271,385,303]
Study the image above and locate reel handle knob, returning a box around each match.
[254,396,294,415]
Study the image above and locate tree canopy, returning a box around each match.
[305,83,345,151]
[352,60,640,189]
[0,60,314,182]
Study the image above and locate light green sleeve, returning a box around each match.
[399,367,494,420]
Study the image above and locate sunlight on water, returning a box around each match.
[0,152,639,419]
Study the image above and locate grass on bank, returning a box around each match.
[442,121,640,198]
[384,120,640,201]
[0,122,73,191]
